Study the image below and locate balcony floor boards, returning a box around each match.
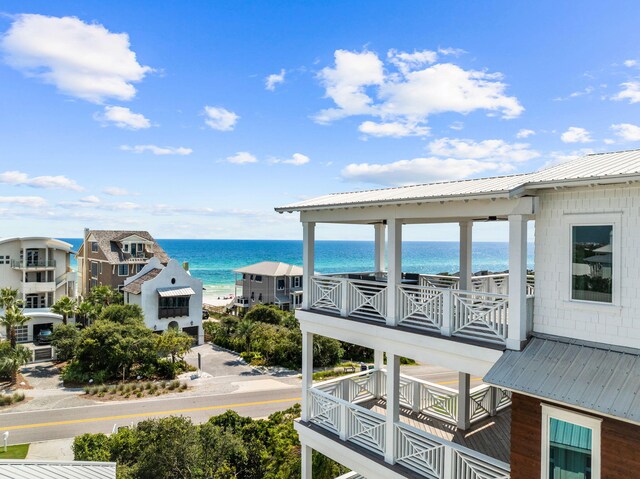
[361,398,511,463]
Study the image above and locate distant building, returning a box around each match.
[233,261,303,312]
[0,237,76,343]
[76,230,169,296]
[123,258,203,345]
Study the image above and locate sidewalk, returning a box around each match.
[26,438,74,460]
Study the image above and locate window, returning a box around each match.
[292,276,301,288]
[123,243,129,252]
[15,325,28,343]
[158,296,190,319]
[258,293,263,302]
[250,292,255,301]
[91,279,98,289]
[91,242,98,253]
[255,275,262,283]
[571,225,613,303]
[0,256,5,265]
[542,404,601,479]
[91,262,98,277]
[277,278,285,290]
[118,264,129,276]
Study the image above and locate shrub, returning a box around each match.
[73,433,111,461]
[51,323,80,361]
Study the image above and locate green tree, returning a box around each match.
[244,305,285,325]
[51,323,80,361]
[0,304,28,349]
[0,342,31,383]
[87,285,123,311]
[0,287,21,309]
[76,300,97,327]
[155,329,193,363]
[234,319,256,353]
[51,296,77,325]
[72,433,111,462]
[99,304,145,325]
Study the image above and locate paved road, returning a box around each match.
[2,384,301,444]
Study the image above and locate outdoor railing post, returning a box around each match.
[339,403,348,441]
[443,446,454,479]
[340,278,348,317]
[441,289,452,336]
[341,377,350,402]
[489,386,498,417]
[412,379,421,413]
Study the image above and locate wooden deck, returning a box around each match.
[361,398,511,463]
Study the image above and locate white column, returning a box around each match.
[374,349,384,369]
[374,223,386,273]
[301,444,313,479]
[301,330,314,422]
[459,221,473,291]
[507,215,528,350]
[384,353,400,464]
[386,219,402,326]
[374,349,384,399]
[302,222,315,310]
[457,372,470,430]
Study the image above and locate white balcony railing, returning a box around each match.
[308,370,511,479]
[22,282,56,294]
[309,273,534,346]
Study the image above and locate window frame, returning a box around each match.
[277,278,285,290]
[565,213,621,307]
[118,264,129,276]
[90,261,98,277]
[541,403,601,479]
[91,241,99,253]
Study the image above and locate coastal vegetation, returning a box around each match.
[73,405,346,479]
[83,379,187,399]
[0,288,32,383]
[57,304,193,384]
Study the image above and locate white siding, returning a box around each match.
[534,184,640,347]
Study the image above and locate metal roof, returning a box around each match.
[0,460,116,479]
[276,149,640,212]
[484,334,640,424]
[234,261,303,277]
[157,286,196,297]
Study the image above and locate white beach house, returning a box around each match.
[0,237,76,345]
[123,258,204,345]
[276,149,640,479]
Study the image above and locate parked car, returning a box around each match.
[202,309,210,320]
[36,329,53,345]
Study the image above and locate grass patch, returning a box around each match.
[0,392,25,407]
[0,443,29,459]
[84,381,188,400]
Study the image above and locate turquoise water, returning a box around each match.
[63,239,534,296]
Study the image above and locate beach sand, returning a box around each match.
[203,293,235,308]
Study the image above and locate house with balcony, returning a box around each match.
[233,261,303,312]
[0,237,76,342]
[76,229,169,296]
[276,149,640,479]
[123,257,204,344]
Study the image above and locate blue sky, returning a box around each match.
[1,1,639,241]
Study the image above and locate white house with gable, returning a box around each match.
[123,258,203,345]
[276,149,640,479]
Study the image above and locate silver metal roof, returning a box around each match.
[484,334,640,424]
[234,261,303,277]
[0,460,116,479]
[276,149,640,212]
[157,286,196,297]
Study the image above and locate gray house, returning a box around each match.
[233,261,303,312]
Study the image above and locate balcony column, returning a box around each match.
[374,349,384,398]
[384,353,400,464]
[507,215,528,350]
[386,218,402,326]
[301,330,314,422]
[374,223,386,273]
[301,444,312,479]
[302,222,315,311]
[459,221,473,291]
[457,372,471,430]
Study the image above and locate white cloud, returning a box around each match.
[611,123,640,142]
[0,170,83,191]
[438,47,466,57]
[613,81,640,103]
[1,14,151,103]
[271,153,310,166]
[265,69,286,91]
[0,196,47,207]
[226,152,257,164]
[79,195,100,203]
[624,60,637,68]
[95,106,151,129]
[314,49,523,133]
[449,121,464,131]
[561,126,593,143]
[203,106,239,131]
[553,86,594,101]
[103,186,132,196]
[541,148,595,169]
[120,144,193,155]
[427,138,540,163]
[358,121,430,138]
[341,157,506,186]
[516,128,535,139]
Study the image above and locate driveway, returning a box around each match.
[184,344,260,378]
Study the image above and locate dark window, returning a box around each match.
[255,275,262,283]
[258,293,263,302]
[572,225,613,303]
[277,279,285,290]
[91,242,98,253]
[91,262,98,277]
[158,296,190,319]
[118,264,129,276]
[251,292,255,301]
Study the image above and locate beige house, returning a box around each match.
[76,230,169,296]
[233,261,303,312]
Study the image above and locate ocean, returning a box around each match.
[63,239,535,298]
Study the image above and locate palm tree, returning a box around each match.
[0,305,28,348]
[51,296,77,325]
[0,288,20,309]
[234,319,256,353]
[0,345,31,384]
[75,300,96,327]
